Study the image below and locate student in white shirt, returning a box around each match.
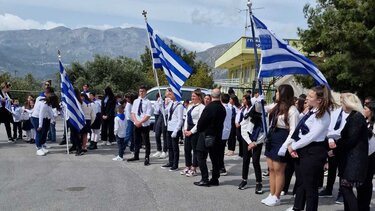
[218,93,232,176]
[161,87,184,171]
[88,92,101,150]
[262,84,299,207]
[11,98,23,140]
[235,95,252,158]
[35,95,56,156]
[286,85,334,211]
[181,89,205,177]
[128,85,152,166]
[80,93,95,152]
[226,95,241,156]
[113,106,128,161]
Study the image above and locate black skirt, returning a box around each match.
[91,113,101,129]
[80,120,91,134]
[22,119,33,130]
[265,128,289,162]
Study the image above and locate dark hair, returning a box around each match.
[104,86,114,98]
[125,92,137,104]
[139,85,147,91]
[230,94,241,108]
[221,93,230,104]
[74,88,82,104]
[81,93,91,103]
[228,88,235,95]
[117,105,125,114]
[13,97,19,101]
[296,97,306,113]
[269,84,295,127]
[246,90,252,96]
[49,94,60,109]
[90,91,96,96]
[311,85,334,118]
[45,87,54,94]
[244,95,252,107]
[366,102,375,135]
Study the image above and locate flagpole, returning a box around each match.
[247,0,268,136]
[142,10,167,126]
[58,50,70,154]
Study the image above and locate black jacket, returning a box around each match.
[101,95,116,118]
[337,111,368,182]
[0,91,12,123]
[196,100,226,151]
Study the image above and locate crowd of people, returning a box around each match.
[0,80,374,211]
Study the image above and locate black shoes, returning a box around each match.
[318,188,333,198]
[144,158,150,166]
[127,157,140,162]
[238,180,247,190]
[161,163,172,169]
[59,140,67,145]
[194,180,210,187]
[169,167,178,171]
[87,141,97,150]
[75,150,84,156]
[209,179,219,186]
[255,183,263,194]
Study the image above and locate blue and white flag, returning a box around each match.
[252,15,329,87]
[146,23,193,101]
[59,60,85,131]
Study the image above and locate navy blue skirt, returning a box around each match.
[265,128,289,162]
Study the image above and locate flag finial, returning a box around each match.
[142,10,147,19]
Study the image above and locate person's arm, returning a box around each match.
[38,103,46,129]
[190,105,204,134]
[114,117,119,136]
[172,104,184,137]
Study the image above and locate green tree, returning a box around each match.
[298,0,375,98]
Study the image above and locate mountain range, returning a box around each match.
[0,26,231,79]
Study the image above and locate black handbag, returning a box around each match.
[205,135,215,148]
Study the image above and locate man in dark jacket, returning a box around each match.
[194,88,226,187]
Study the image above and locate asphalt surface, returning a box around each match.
[0,120,373,211]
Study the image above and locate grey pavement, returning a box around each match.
[0,120,373,211]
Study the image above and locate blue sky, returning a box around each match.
[0,0,315,52]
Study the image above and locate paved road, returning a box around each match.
[0,120,373,211]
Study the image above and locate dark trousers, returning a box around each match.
[125,120,134,151]
[184,132,199,167]
[101,117,115,143]
[242,140,263,182]
[70,124,81,151]
[283,158,296,194]
[227,123,236,151]
[357,152,375,211]
[155,115,167,152]
[325,155,339,192]
[236,127,244,157]
[134,126,150,159]
[218,140,227,170]
[197,143,220,182]
[294,143,327,211]
[167,131,180,168]
[40,119,50,147]
[341,185,358,211]
[2,120,12,139]
[12,122,22,138]
[116,135,126,158]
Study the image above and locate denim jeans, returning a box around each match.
[116,135,126,158]
[125,120,134,151]
[48,122,56,142]
[31,117,42,148]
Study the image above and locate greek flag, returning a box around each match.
[146,23,192,101]
[59,60,85,130]
[252,15,329,87]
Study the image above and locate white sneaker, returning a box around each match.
[180,167,190,175]
[100,141,107,146]
[106,142,112,146]
[43,144,51,149]
[36,149,46,156]
[152,151,162,158]
[280,191,285,196]
[112,156,123,161]
[261,194,273,204]
[42,148,49,154]
[159,152,167,159]
[265,195,281,206]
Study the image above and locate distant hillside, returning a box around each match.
[0,27,231,79]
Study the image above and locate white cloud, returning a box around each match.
[168,36,214,52]
[0,13,64,30]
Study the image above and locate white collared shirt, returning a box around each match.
[114,116,127,138]
[31,95,45,118]
[183,103,205,134]
[276,105,300,146]
[222,103,232,140]
[131,97,152,127]
[327,107,349,143]
[167,101,184,132]
[125,103,132,121]
[291,108,331,150]
[38,102,53,128]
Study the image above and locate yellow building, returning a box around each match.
[214,36,305,98]
[214,36,263,97]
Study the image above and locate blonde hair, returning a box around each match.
[341,93,364,113]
